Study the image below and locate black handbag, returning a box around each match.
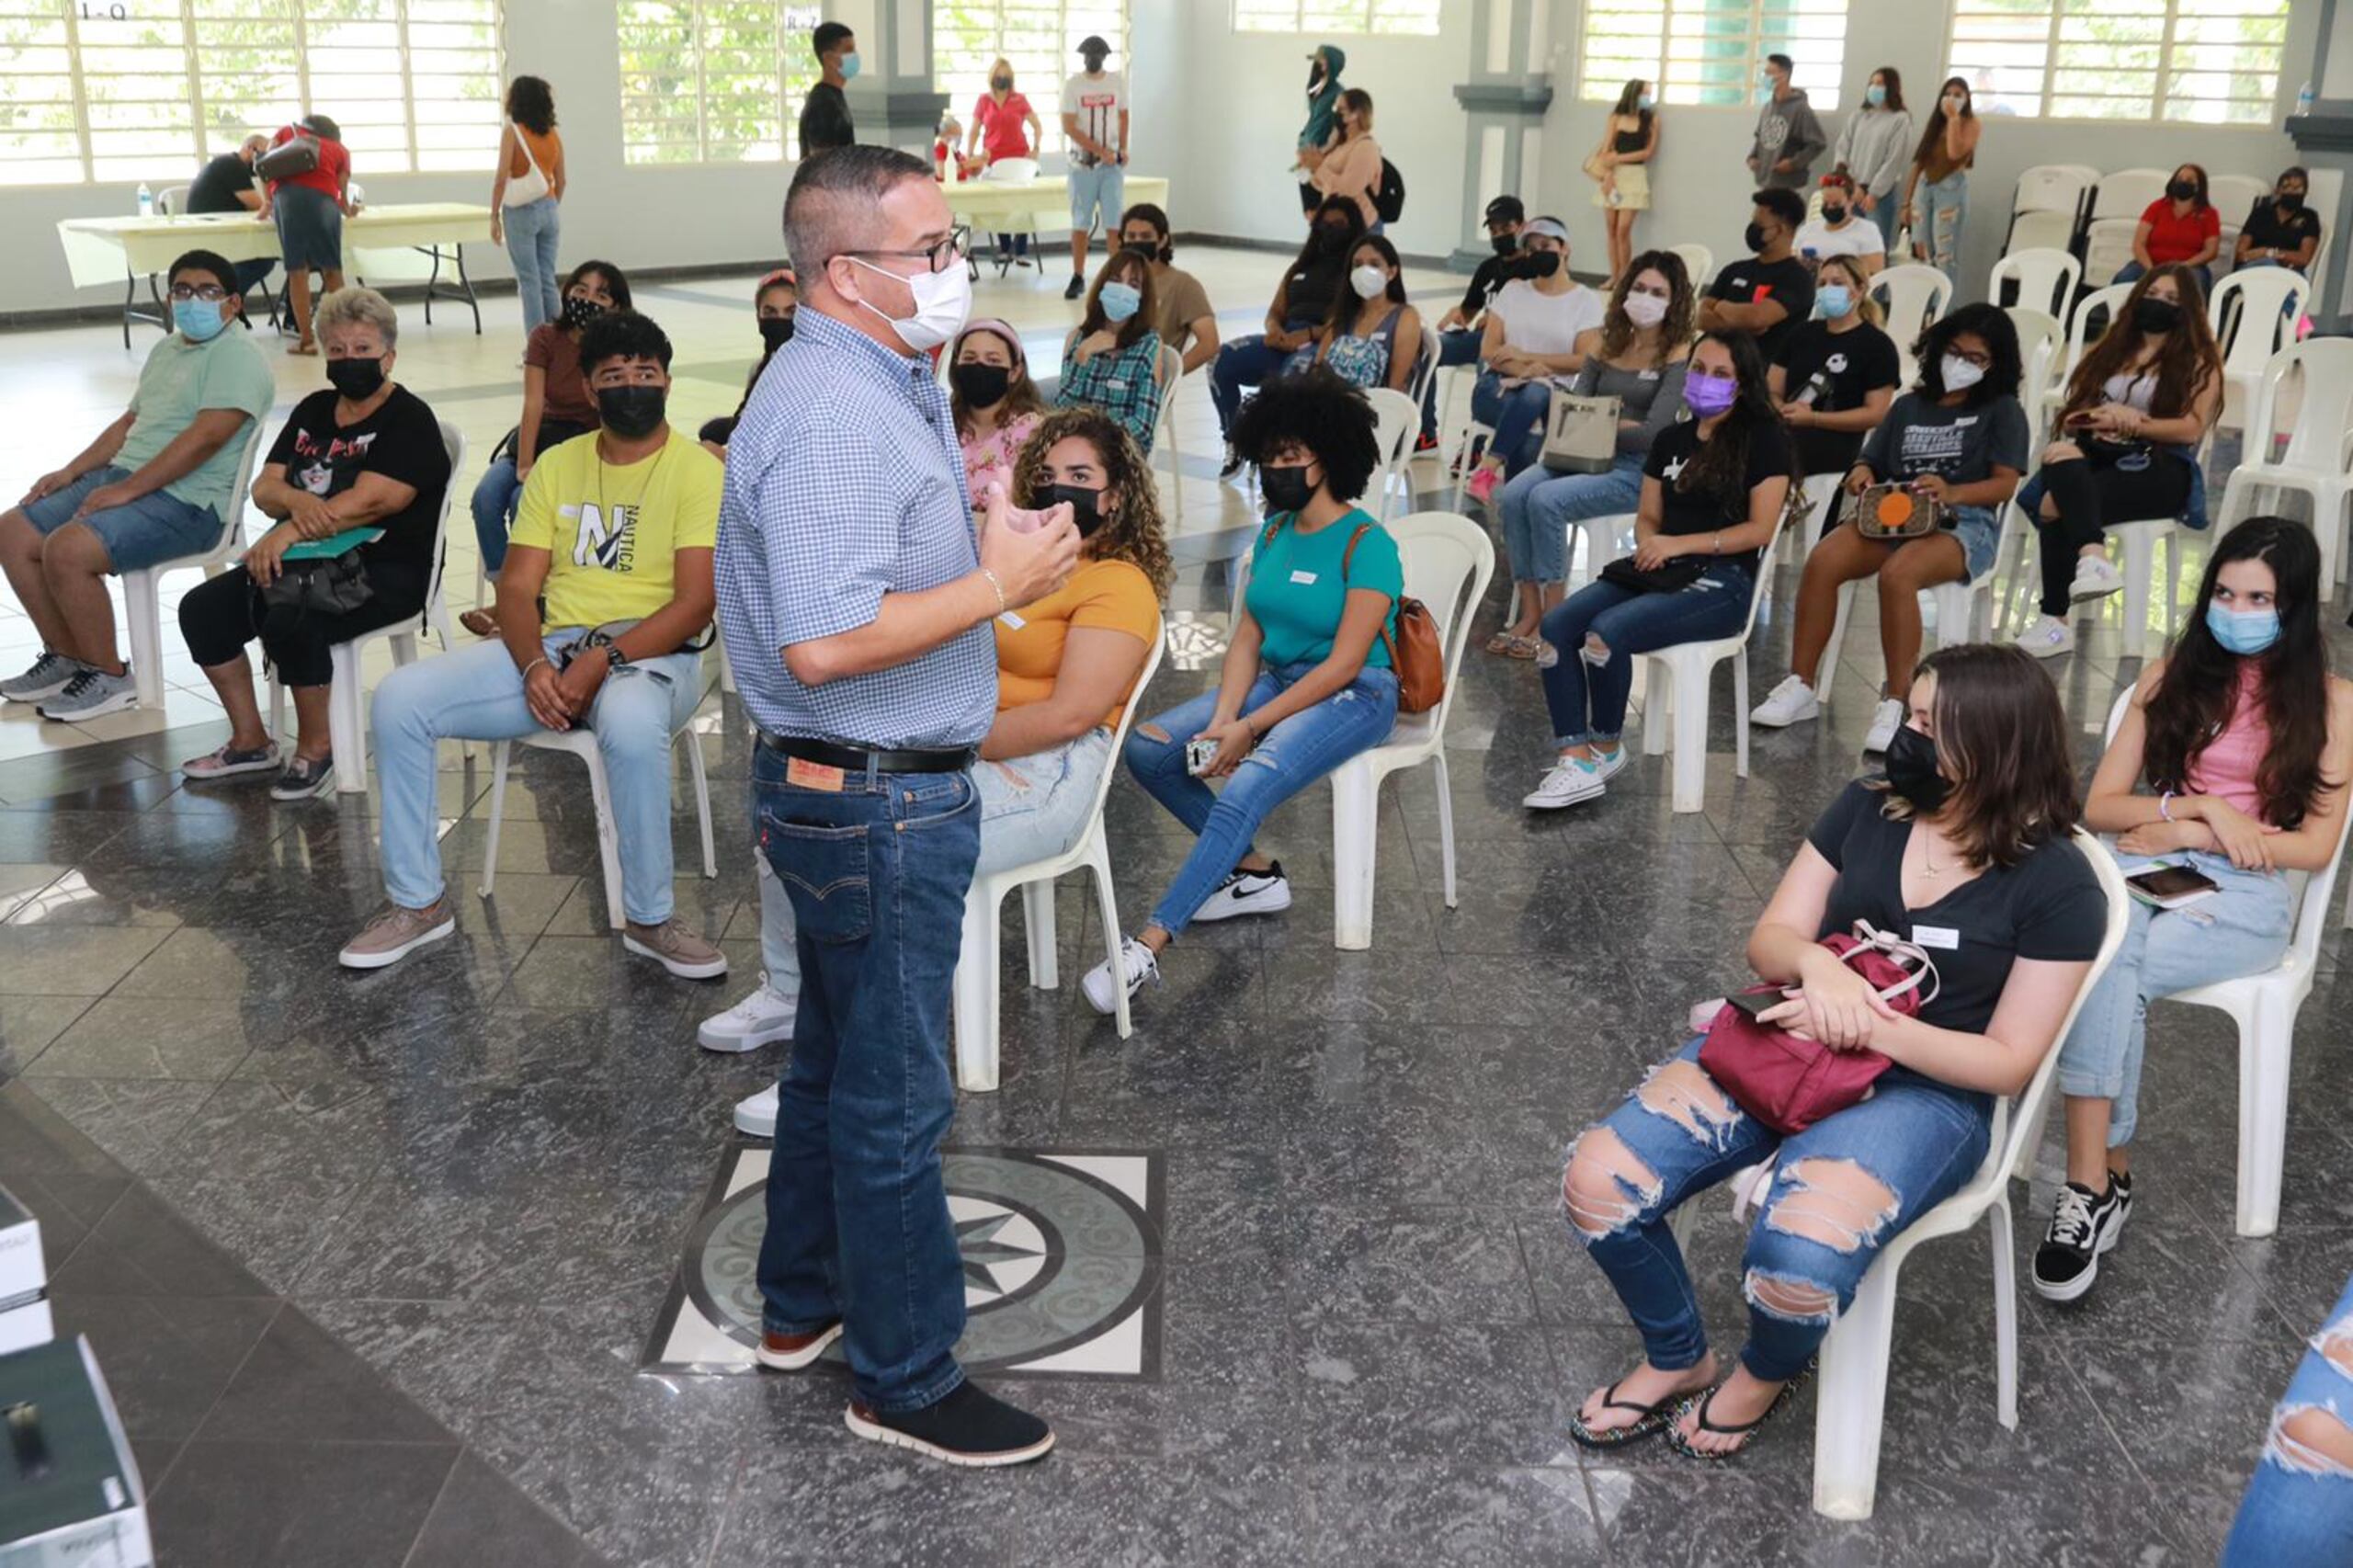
[259,552,373,617]
[254,130,320,181]
[1598,555,1707,595]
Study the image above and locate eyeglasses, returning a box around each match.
[847,225,972,275]
[167,284,229,302]
[1949,348,1994,369]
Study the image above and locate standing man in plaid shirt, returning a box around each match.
[717,144,1078,1466]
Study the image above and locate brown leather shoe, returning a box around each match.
[755,1320,843,1371]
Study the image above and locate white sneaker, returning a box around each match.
[1082,936,1160,1016]
[734,1083,779,1138]
[699,974,797,1052]
[2013,615,2076,659]
[1862,697,1904,756]
[1522,755,1610,811]
[1750,674,1821,729]
[2068,554,2124,601]
[1188,861,1292,924]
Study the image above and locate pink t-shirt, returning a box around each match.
[972,93,1035,163]
[2186,664,2275,823]
[961,411,1041,502]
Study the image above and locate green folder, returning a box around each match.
[281,526,383,561]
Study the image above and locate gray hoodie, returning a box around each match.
[1749,87,1826,189]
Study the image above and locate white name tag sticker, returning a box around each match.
[1913,925,1961,950]
[1290,569,1318,585]
[998,610,1026,630]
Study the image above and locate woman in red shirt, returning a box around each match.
[966,58,1043,266]
[263,114,354,356]
[2119,163,2220,295]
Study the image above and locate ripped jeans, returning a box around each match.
[2223,1270,2353,1565]
[1563,1038,1991,1383]
[1123,661,1398,936]
[1538,564,1754,747]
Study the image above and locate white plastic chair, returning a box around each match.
[2098,689,2353,1236]
[2005,210,2078,257]
[2083,167,2173,283]
[1440,363,1495,513]
[2047,282,2134,425]
[1153,342,1186,520]
[121,418,269,710]
[2006,165,2097,255]
[1817,498,2018,703]
[479,677,719,929]
[1989,248,2081,322]
[1562,511,1639,587]
[268,421,466,793]
[1870,265,1953,385]
[2216,338,2353,593]
[1667,243,1714,294]
[2006,306,2061,440]
[2209,174,2271,231]
[1672,832,2131,1518]
[952,632,1164,1092]
[2209,268,2313,436]
[1635,504,1784,813]
[155,184,190,217]
[1365,386,1419,524]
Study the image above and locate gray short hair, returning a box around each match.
[782,144,933,279]
[313,286,398,347]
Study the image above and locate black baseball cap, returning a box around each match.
[1077,34,1109,55]
[1483,195,1525,227]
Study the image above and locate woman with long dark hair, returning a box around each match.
[1586,78,1659,285]
[1901,76,1979,273]
[2013,262,2222,658]
[1058,248,1168,451]
[1524,328,1789,809]
[491,76,566,336]
[2034,517,2351,1301]
[1313,233,1422,393]
[2120,162,2221,294]
[1211,195,1365,473]
[1563,642,2106,1456]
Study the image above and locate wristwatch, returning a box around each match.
[602,642,629,670]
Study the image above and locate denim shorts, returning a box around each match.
[1948,503,1999,582]
[1069,164,1124,233]
[20,464,224,573]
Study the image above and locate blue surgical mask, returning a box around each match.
[1816,284,1852,319]
[838,51,860,81]
[1099,281,1142,323]
[2206,603,2281,655]
[1866,84,1887,108]
[1637,93,1654,111]
[174,299,227,342]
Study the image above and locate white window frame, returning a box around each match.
[0,0,504,187]
[1942,0,2290,130]
[1231,2,1442,37]
[1575,0,1848,113]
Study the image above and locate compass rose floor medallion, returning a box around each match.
[643,1142,1165,1380]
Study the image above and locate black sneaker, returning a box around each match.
[1063,273,1086,301]
[2032,1174,2131,1302]
[269,753,335,801]
[845,1380,1054,1467]
[1219,445,1245,481]
[1189,860,1292,924]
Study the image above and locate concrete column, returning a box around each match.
[1447,0,1552,270]
[824,0,948,155]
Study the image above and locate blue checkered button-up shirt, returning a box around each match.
[716,306,995,749]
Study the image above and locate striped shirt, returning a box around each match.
[716,306,995,748]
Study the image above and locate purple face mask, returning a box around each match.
[1685,371,1738,416]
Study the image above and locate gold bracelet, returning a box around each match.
[979,567,1007,616]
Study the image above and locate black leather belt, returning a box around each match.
[759,733,975,774]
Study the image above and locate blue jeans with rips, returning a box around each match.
[1537,564,1754,747]
[2222,1268,2353,1565]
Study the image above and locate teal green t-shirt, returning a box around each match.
[114,328,276,520]
[1245,507,1403,669]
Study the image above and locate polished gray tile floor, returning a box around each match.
[3,462,2349,1565]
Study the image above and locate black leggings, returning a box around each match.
[178,562,427,688]
[2032,442,2194,616]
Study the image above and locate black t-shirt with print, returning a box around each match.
[1706,254,1815,363]
[265,385,451,574]
[1805,779,2107,1036]
[2239,197,2322,259]
[1642,415,1792,572]
[1776,319,1902,475]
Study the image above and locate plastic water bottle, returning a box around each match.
[135,182,152,216]
[2298,82,2316,118]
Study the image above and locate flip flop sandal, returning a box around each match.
[1483,631,1519,656]
[287,341,319,357]
[459,608,499,638]
[1502,635,1542,661]
[1566,1379,1684,1449]
[1664,1362,1816,1462]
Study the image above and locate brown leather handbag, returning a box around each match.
[1343,523,1443,714]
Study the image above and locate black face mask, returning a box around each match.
[2132,297,2183,335]
[992,74,1012,91]
[561,295,605,330]
[1745,222,1771,254]
[1490,233,1518,256]
[1120,238,1161,262]
[1047,483,1108,537]
[1258,463,1316,517]
[1882,724,1952,814]
[596,383,665,439]
[1081,51,1108,73]
[2279,190,2306,212]
[1316,224,1351,254]
[1821,204,1847,224]
[758,316,794,352]
[1510,250,1562,280]
[949,361,1010,410]
[2165,178,2198,202]
[325,356,385,400]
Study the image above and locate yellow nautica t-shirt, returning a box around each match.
[509,428,720,630]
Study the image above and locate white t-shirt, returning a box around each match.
[1060,71,1126,166]
[1488,280,1607,357]
[1794,218,1885,264]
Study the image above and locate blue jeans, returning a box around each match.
[1471,371,1552,477]
[1420,326,1483,440]
[471,460,523,573]
[1212,334,1297,439]
[1496,452,1644,585]
[1537,563,1754,747]
[1567,1038,1991,1382]
[2057,849,2291,1145]
[370,634,702,924]
[2115,258,2213,297]
[1124,662,1398,936]
[2222,1269,2353,1565]
[753,750,980,1414]
[1913,171,1967,273]
[19,464,222,574]
[750,729,1115,992]
[503,197,561,335]
[1866,194,1900,250]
